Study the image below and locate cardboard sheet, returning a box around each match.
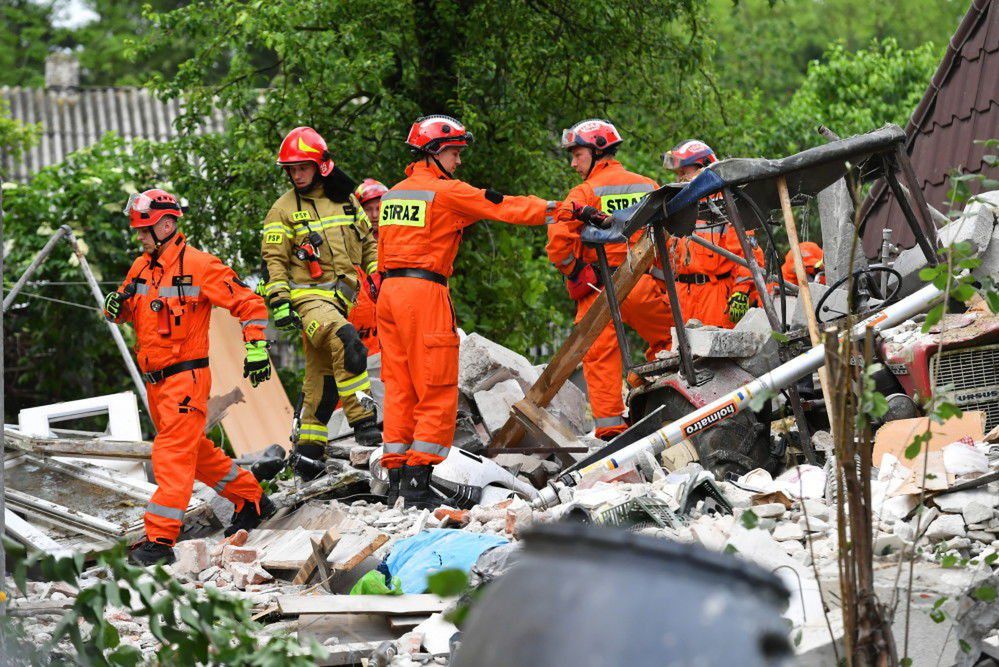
[872,411,986,468]
[208,308,294,456]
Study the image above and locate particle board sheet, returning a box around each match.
[244,528,325,570]
[208,308,295,457]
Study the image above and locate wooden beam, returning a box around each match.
[509,402,579,466]
[276,594,451,617]
[4,429,152,460]
[777,177,836,442]
[310,536,336,593]
[292,528,341,585]
[489,234,656,451]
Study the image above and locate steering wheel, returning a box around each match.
[814,265,902,324]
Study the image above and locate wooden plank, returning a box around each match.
[4,508,73,556]
[510,401,581,466]
[328,532,389,571]
[311,537,335,593]
[489,234,656,451]
[6,598,75,617]
[291,528,341,584]
[4,429,152,460]
[277,594,451,616]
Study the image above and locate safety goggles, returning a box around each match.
[560,129,578,149]
[661,151,682,171]
[123,192,154,215]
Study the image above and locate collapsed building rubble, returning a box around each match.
[5,130,999,666]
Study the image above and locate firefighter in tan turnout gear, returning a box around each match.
[262,127,381,478]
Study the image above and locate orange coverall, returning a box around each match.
[664,218,764,329]
[108,233,266,546]
[781,241,825,286]
[348,266,380,355]
[377,160,551,469]
[547,158,673,438]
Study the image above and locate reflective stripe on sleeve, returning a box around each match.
[594,415,627,428]
[213,461,241,493]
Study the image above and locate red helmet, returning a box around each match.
[124,189,183,228]
[663,139,717,171]
[355,178,388,205]
[277,127,334,177]
[405,115,474,155]
[560,119,623,153]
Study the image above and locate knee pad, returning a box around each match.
[336,323,368,375]
[314,375,339,424]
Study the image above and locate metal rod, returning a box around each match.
[649,222,700,385]
[536,279,945,508]
[592,244,632,367]
[2,225,72,312]
[64,228,149,412]
[722,188,814,455]
[894,146,941,247]
[884,161,938,266]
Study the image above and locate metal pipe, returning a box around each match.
[64,228,149,412]
[535,280,944,508]
[2,225,72,312]
[649,222,700,384]
[593,244,632,366]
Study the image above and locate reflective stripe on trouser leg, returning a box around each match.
[146,502,185,522]
[381,441,410,470]
[406,439,450,467]
[336,371,370,396]
[298,423,328,444]
[194,433,262,513]
[594,416,627,428]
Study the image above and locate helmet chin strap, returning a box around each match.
[585,148,605,179]
[285,166,321,194]
[147,224,177,256]
[428,155,454,180]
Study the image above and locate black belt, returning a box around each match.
[383,268,448,286]
[676,271,730,285]
[142,357,209,384]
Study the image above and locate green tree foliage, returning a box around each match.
[0,98,40,159]
[0,0,65,87]
[127,0,708,352]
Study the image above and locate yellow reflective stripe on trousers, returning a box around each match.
[365,261,378,275]
[266,280,289,295]
[336,371,370,396]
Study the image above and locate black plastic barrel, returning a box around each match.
[452,522,794,667]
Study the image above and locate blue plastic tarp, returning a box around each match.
[386,529,509,594]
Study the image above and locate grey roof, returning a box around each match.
[1,86,226,182]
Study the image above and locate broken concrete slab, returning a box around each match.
[925,513,968,541]
[459,333,538,395]
[817,177,863,285]
[895,192,998,297]
[473,379,525,435]
[970,191,999,285]
[687,326,767,358]
[797,283,849,327]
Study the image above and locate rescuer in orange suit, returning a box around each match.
[377,115,555,508]
[781,241,825,286]
[661,139,764,327]
[349,178,390,355]
[103,189,274,566]
[547,119,673,440]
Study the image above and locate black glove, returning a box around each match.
[571,202,611,228]
[103,283,135,322]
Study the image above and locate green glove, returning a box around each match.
[727,291,749,323]
[271,299,301,333]
[243,340,272,387]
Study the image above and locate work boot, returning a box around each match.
[128,540,176,567]
[225,494,276,537]
[401,464,440,510]
[351,417,382,448]
[294,443,327,482]
[386,467,402,507]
